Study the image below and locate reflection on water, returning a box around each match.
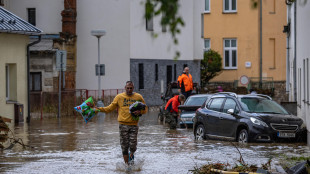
[0,111,309,173]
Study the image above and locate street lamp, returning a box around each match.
[91,29,106,107]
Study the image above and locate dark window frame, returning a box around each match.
[166,65,172,85]
[27,8,36,26]
[30,72,42,91]
[139,63,144,89]
[155,64,158,81]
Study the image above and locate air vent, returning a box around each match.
[270,123,298,131]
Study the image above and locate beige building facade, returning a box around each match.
[204,0,287,85]
[0,6,42,122]
[0,33,29,121]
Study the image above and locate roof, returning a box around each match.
[29,35,60,51]
[0,6,42,34]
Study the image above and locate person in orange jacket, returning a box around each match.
[178,67,194,99]
[164,94,185,129]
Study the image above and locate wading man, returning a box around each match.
[96,81,147,165]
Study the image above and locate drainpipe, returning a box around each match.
[293,2,297,101]
[26,35,41,123]
[286,6,290,97]
[259,0,263,89]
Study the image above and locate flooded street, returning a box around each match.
[1,111,310,174]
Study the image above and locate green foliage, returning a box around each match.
[200,49,222,86]
[145,0,185,59]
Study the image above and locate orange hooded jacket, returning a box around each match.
[165,95,181,113]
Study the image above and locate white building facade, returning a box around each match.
[5,0,205,106]
[286,0,310,145]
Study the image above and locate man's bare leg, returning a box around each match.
[123,155,129,164]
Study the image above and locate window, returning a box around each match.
[223,98,237,113]
[269,0,276,14]
[0,0,4,6]
[207,98,225,112]
[139,63,144,89]
[174,64,177,81]
[204,39,210,52]
[269,38,275,69]
[201,14,204,38]
[5,65,9,100]
[27,8,36,26]
[5,64,17,101]
[30,72,42,91]
[205,0,210,13]
[155,64,158,81]
[166,65,172,85]
[223,0,237,13]
[146,13,153,31]
[224,39,237,69]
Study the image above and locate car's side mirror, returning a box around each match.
[227,109,235,115]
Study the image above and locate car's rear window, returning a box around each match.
[185,96,208,106]
[238,97,289,114]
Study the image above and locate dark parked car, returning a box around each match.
[193,92,307,143]
[178,94,212,128]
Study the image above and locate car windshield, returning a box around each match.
[238,97,289,114]
[185,96,208,106]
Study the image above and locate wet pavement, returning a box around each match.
[0,111,310,174]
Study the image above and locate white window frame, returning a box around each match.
[204,39,211,52]
[223,0,237,13]
[204,0,210,13]
[5,64,9,100]
[223,38,237,69]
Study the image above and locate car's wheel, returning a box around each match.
[195,124,206,140]
[238,129,249,143]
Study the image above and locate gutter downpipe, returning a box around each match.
[286,5,290,97]
[259,0,263,89]
[294,2,297,101]
[26,35,41,123]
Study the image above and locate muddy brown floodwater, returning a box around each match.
[0,111,309,173]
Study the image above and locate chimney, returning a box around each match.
[61,0,76,37]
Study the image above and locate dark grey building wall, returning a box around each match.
[130,59,200,106]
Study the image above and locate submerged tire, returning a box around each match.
[195,124,206,141]
[238,129,249,143]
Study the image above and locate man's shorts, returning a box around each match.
[119,124,139,155]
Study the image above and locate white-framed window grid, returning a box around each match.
[204,0,210,13]
[204,39,210,53]
[223,38,237,69]
[223,0,237,13]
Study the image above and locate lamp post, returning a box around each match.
[91,30,106,107]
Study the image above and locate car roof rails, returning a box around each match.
[215,92,237,98]
[247,94,272,100]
